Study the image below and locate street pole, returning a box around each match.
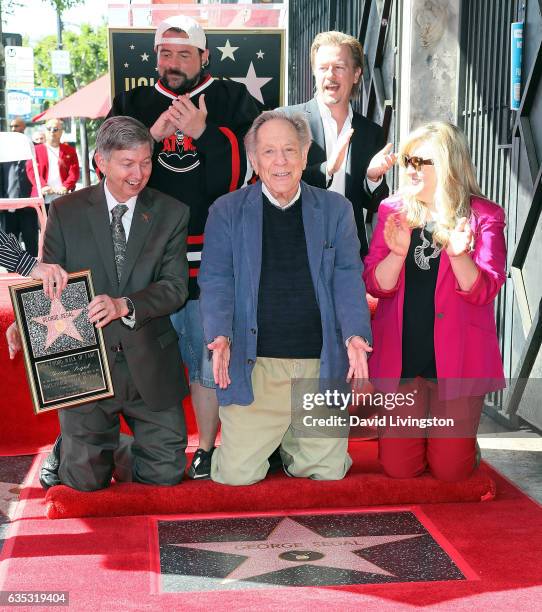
[56,7,64,98]
[0,0,6,131]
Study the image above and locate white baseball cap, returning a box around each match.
[154,15,207,51]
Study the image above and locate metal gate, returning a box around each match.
[458,0,542,429]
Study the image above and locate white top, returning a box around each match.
[46,144,63,191]
[315,96,382,195]
[317,96,352,196]
[104,180,137,240]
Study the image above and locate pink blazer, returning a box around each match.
[363,195,507,398]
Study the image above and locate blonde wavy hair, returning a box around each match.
[399,122,484,246]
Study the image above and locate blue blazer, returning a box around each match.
[198,181,372,406]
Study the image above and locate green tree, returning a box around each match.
[44,0,85,14]
[32,23,108,97]
[31,22,108,157]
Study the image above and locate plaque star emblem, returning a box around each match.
[32,299,85,350]
[231,62,272,104]
[174,517,422,582]
[129,44,135,50]
[217,39,239,61]
[256,50,265,59]
[141,52,149,62]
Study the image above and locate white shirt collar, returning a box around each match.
[315,95,353,125]
[104,179,138,214]
[262,183,301,210]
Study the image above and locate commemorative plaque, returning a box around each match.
[9,270,114,414]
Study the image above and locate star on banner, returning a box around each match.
[129,44,135,50]
[124,63,129,68]
[174,517,423,582]
[217,39,239,61]
[256,50,265,59]
[141,52,149,62]
[32,299,85,350]
[231,62,272,104]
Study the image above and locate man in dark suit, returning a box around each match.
[280,31,396,257]
[0,117,37,255]
[41,116,190,491]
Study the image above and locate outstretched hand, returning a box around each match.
[346,336,373,390]
[208,335,231,389]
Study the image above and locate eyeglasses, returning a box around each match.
[46,127,61,133]
[400,154,434,172]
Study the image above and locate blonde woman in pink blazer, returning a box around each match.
[363,122,506,482]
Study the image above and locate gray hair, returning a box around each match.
[244,110,312,154]
[96,116,154,159]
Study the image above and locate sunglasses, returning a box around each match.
[46,127,61,133]
[400,154,434,172]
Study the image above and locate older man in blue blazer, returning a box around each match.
[198,110,372,486]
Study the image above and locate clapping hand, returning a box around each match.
[383,213,411,257]
[327,128,354,176]
[366,143,397,182]
[150,109,176,142]
[168,94,208,140]
[446,217,473,258]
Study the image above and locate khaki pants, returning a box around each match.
[211,357,352,485]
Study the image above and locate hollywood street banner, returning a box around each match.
[109,28,284,109]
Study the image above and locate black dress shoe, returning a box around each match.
[39,435,62,490]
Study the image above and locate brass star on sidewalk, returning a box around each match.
[174,517,422,582]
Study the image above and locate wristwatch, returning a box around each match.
[124,297,135,318]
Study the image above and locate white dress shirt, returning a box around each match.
[262,183,301,210]
[316,96,382,195]
[104,180,137,239]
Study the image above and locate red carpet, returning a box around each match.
[0,275,61,455]
[0,275,198,455]
[0,454,541,610]
[44,441,496,519]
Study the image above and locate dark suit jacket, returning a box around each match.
[280,98,389,256]
[43,182,190,410]
[0,160,32,198]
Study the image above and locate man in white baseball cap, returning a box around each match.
[154,15,207,51]
[40,14,261,486]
